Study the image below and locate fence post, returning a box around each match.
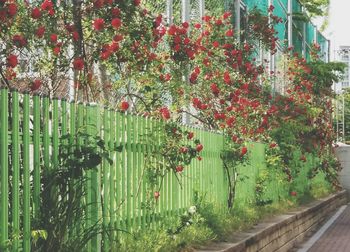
[126,113,132,229]
[42,96,50,170]
[33,95,41,218]
[11,89,20,251]
[0,88,9,249]
[86,103,101,252]
[102,107,110,251]
[23,93,31,252]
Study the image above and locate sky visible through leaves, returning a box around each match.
[313,0,350,58]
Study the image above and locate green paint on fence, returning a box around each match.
[0,89,332,251]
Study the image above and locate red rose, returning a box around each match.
[212,41,220,48]
[159,107,170,120]
[120,101,129,111]
[93,0,104,8]
[73,58,84,70]
[154,191,160,199]
[194,23,201,29]
[100,50,111,60]
[196,144,203,152]
[187,132,194,140]
[167,25,177,36]
[93,18,105,31]
[182,22,189,29]
[12,34,27,48]
[41,0,54,11]
[31,7,41,19]
[72,31,79,41]
[241,146,248,156]
[202,16,211,22]
[7,54,18,68]
[7,3,17,17]
[210,83,219,95]
[189,72,198,84]
[176,165,184,173]
[113,34,124,42]
[53,46,60,55]
[223,12,231,19]
[215,19,223,26]
[134,0,141,6]
[111,18,122,29]
[225,29,234,37]
[173,35,181,44]
[269,143,277,148]
[31,79,42,91]
[50,34,58,43]
[180,147,188,153]
[108,42,118,52]
[224,71,231,84]
[111,8,121,17]
[173,44,181,52]
[48,9,55,16]
[290,191,297,197]
[183,37,190,45]
[35,26,46,38]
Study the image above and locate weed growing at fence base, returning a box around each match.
[115,181,332,251]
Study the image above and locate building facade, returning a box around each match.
[335,46,350,93]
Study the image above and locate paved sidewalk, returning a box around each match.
[301,204,350,252]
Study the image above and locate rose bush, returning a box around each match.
[0,0,343,210]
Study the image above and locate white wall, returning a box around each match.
[335,144,350,194]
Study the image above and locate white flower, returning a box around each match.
[188,206,197,214]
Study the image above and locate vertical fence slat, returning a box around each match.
[76,101,84,239]
[33,95,41,218]
[67,101,75,242]
[0,88,8,248]
[109,109,116,244]
[131,114,137,229]
[156,119,161,227]
[11,90,20,251]
[171,122,178,216]
[43,97,50,170]
[120,112,126,229]
[140,115,146,228]
[102,107,110,251]
[136,116,143,228]
[151,118,156,227]
[115,112,121,230]
[61,99,67,136]
[126,113,132,229]
[23,93,31,252]
[145,116,151,225]
[52,99,59,168]
[87,104,100,251]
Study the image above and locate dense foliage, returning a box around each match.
[0,0,343,250]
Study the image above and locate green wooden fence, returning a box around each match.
[0,88,228,251]
[0,88,329,251]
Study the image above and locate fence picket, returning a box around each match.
[11,90,20,251]
[23,93,31,252]
[102,108,110,251]
[0,88,9,249]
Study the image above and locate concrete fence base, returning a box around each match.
[196,190,348,252]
